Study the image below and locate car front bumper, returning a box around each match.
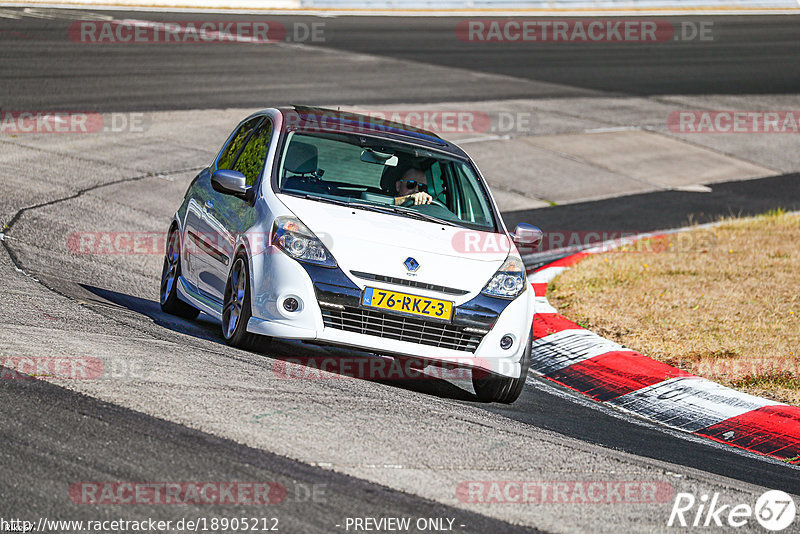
[246,249,534,378]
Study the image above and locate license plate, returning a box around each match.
[361,287,453,321]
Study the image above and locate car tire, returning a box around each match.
[472,327,532,404]
[222,253,271,351]
[160,226,200,320]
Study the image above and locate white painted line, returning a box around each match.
[455,134,508,145]
[104,18,279,43]
[582,126,641,134]
[23,7,114,18]
[673,184,713,193]
[20,6,58,17]
[531,329,631,375]
[608,377,783,433]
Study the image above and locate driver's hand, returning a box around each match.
[410,192,432,205]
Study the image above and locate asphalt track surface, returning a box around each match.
[0,373,534,534]
[2,9,800,532]
[1,13,799,111]
[504,171,800,234]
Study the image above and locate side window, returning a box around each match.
[233,119,273,186]
[217,117,262,171]
[427,162,446,203]
[454,165,492,225]
[233,119,272,186]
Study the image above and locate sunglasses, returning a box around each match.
[400,179,428,192]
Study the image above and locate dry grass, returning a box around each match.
[548,210,800,405]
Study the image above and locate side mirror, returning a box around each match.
[512,223,543,251]
[211,169,250,197]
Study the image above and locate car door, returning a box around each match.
[196,116,273,304]
[185,116,262,305]
[180,169,211,292]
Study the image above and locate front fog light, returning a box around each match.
[283,297,300,312]
[481,255,526,299]
[500,335,514,350]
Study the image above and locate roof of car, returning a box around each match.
[278,106,468,158]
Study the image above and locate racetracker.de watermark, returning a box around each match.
[451,230,717,254]
[67,229,717,257]
[457,20,714,43]
[1,356,153,381]
[0,357,103,380]
[68,20,324,44]
[287,109,537,135]
[272,356,489,381]
[67,231,286,257]
[456,480,675,504]
[667,111,800,133]
[0,111,149,134]
[69,482,288,505]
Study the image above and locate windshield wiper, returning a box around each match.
[283,191,352,207]
[283,191,464,227]
[283,191,399,215]
[388,205,463,228]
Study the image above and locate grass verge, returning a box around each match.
[548,210,800,405]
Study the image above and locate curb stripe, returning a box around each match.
[695,406,800,463]
[544,351,694,402]
[607,377,780,433]
[531,329,631,375]
[528,232,800,463]
[533,296,557,314]
[532,313,582,338]
[531,283,548,297]
[534,252,589,270]
[528,265,565,284]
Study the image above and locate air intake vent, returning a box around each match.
[321,306,483,353]
[350,271,468,296]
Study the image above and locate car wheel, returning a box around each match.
[472,327,532,404]
[160,226,200,319]
[222,254,270,351]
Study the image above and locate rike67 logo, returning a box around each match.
[668,490,796,531]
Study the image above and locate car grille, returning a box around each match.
[349,271,469,296]
[321,306,485,353]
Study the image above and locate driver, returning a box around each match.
[394,168,432,206]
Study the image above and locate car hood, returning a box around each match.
[278,194,512,296]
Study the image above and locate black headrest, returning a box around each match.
[380,154,415,194]
[285,141,318,174]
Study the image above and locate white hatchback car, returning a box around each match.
[160,106,542,403]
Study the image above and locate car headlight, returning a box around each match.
[272,216,337,268]
[481,255,526,299]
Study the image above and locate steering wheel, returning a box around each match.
[401,197,448,210]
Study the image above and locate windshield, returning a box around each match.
[276,132,497,231]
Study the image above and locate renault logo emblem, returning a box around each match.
[404,257,420,272]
